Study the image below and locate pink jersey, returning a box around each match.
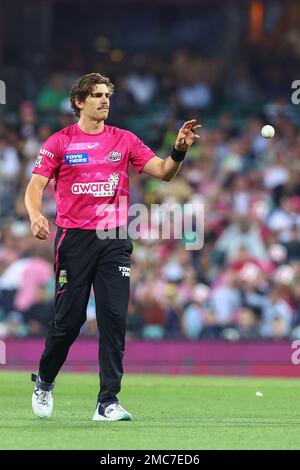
[33,123,155,230]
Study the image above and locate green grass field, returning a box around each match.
[1,371,300,450]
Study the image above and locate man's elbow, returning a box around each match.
[161,173,175,182]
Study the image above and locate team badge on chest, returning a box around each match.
[106,151,122,163]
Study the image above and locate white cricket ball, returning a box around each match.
[261,125,275,139]
[255,391,263,397]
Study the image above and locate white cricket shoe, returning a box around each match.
[92,402,132,421]
[31,373,54,419]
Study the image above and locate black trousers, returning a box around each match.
[39,227,132,404]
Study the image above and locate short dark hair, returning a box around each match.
[70,73,114,117]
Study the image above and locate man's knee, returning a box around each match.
[47,320,82,342]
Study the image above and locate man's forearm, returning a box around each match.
[25,183,43,222]
[25,176,50,240]
[161,156,183,181]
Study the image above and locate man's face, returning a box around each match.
[78,83,110,121]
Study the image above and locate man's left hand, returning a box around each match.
[175,119,201,151]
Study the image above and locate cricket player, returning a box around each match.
[25,73,200,421]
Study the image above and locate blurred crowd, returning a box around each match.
[1,43,300,341]
[126,106,300,342]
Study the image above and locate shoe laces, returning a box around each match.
[37,390,52,406]
[105,403,123,415]
[111,403,125,413]
[115,403,124,412]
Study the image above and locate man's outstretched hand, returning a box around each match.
[175,119,201,152]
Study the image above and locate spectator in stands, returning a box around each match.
[37,73,69,113]
[0,134,20,217]
[214,216,269,263]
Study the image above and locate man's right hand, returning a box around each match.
[31,214,50,240]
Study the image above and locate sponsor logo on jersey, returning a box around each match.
[39,148,54,159]
[106,150,122,163]
[66,143,99,151]
[71,173,119,197]
[35,155,43,168]
[64,153,89,165]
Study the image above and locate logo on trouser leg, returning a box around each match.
[118,266,130,277]
[58,269,68,287]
